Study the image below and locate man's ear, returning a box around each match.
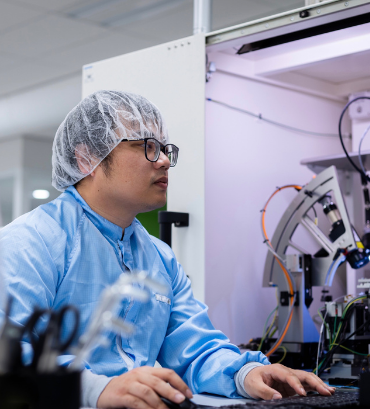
[75,144,99,176]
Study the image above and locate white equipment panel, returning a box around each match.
[82,35,206,301]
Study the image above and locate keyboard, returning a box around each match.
[201,392,360,409]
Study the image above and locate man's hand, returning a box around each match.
[244,364,335,400]
[97,366,193,409]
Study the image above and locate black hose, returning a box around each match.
[338,96,370,182]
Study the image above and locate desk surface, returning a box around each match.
[192,394,248,406]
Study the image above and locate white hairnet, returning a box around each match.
[52,90,168,191]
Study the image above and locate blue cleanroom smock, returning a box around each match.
[0,187,269,405]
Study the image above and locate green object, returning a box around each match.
[258,306,278,351]
[330,343,369,357]
[136,204,166,238]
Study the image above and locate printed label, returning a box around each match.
[155,294,171,305]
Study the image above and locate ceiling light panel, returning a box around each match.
[67,0,187,26]
[0,59,76,96]
[0,53,24,71]
[0,15,108,58]
[67,0,127,19]
[0,2,43,33]
[114,1,192,42]
[13,0,91,12]
[38,32,153,72]
[101,0,187,27]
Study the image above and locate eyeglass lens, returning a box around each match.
[145,138,178,167]
[145,139,160,162]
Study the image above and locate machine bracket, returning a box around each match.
[158,211,189,247]
[280,291,299,307]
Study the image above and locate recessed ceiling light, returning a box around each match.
[102,0,186,27]
[32,190,50,200]
[68,0,123,19]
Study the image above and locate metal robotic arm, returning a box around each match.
[263,166,370,345]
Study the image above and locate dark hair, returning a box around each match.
[74,149,115,188]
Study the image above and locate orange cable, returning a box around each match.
[261,185,302,357]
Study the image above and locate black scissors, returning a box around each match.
[24,305,80,372]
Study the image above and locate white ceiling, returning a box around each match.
[291,50,370,84]
[0,0,304,139]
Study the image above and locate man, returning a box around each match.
[0,91,333,408]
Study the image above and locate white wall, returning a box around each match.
[0,136,59,224]
[204,57,351,345]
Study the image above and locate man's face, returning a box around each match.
[93,138,170,215]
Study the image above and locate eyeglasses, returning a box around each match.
[121,138,179,167]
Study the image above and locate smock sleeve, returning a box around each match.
[154,241,270,398]
[0,210,69,364]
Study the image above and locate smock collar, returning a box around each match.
[64,186,134,242]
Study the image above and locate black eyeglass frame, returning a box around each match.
[121,137,179,167]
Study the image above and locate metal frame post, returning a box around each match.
[193,0,212,34]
